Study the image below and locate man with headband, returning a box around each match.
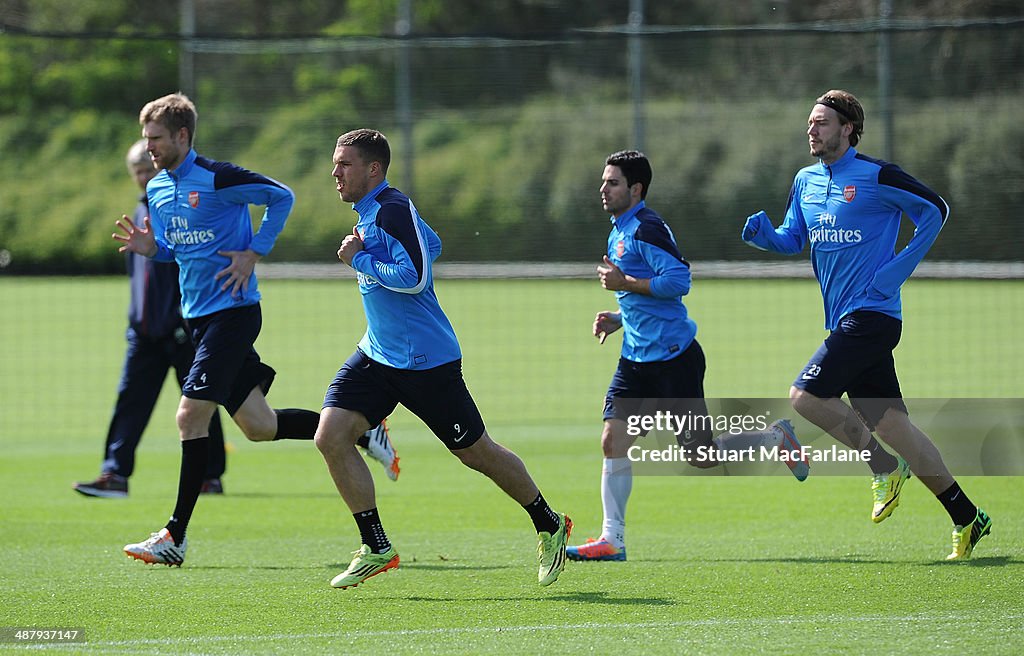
[741,89,991,560]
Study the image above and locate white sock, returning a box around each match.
[600,457,632,549]
[712,427,779,453]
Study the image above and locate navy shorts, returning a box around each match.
[603,339,713,449]
[324,349,486,450]
[793,310,908,430]
[183,303,276,416]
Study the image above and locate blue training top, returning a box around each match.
[743,147,948,330]
[607,201,697,363]
[349,180,462,370]
[147,148,294,319]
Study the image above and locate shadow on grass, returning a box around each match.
[197,564,331,570]
[214,492,339,499]
[920,555,1016,567]
[546,591,675,606]
[645,555,898,565]
[648,555,1019,567]
[170,555,1022,572]
[396,562,510,572]
[396,591,675,606]
[174,562,501,572]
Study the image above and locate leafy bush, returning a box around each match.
[1,93,1021,273]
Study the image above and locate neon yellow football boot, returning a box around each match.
[871,456,911,523]
[330,544,399,588]
[537,513,572,586]
[946,508,992,561]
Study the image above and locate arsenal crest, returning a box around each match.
[616,240,625,257]
[843,185,856,202]
[188,191,200,208]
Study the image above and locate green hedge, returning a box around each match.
[1,94,1021,274]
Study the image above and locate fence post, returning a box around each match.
[178,0,195,98]
[877,0,894,160]
[628,0,645,151]
[396,0,414,196]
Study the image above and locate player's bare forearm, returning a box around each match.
[597,255,651,295]
[600,270,650,294]
[618,275,651,295]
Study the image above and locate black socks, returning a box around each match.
[864,436,899,475]
[523,493,560,535]
[273,409,320,440]
[272,409,376,447]
[354,508,391,554]
[937,482,978,527]
[165,437,209,545]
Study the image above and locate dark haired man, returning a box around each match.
[567,150,808,562]
[742,89,991,560]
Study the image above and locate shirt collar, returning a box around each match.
[168,148,198,180]
[821,146,857,172]
[353,179,391,216]
[611,200,645,228]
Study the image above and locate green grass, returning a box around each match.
[1,277,1022,654]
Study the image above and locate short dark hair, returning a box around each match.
[139,93,197,146]
[605,150,652,199]
[337,128,391,175]
[815,89,865,147]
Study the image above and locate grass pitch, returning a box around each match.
[1,277,1022,654]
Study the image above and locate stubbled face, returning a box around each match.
[332,144,375,204]
[806,104,849,164]
[142,121,189,171]
[600,164,637,218]
[130,162,158,191]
